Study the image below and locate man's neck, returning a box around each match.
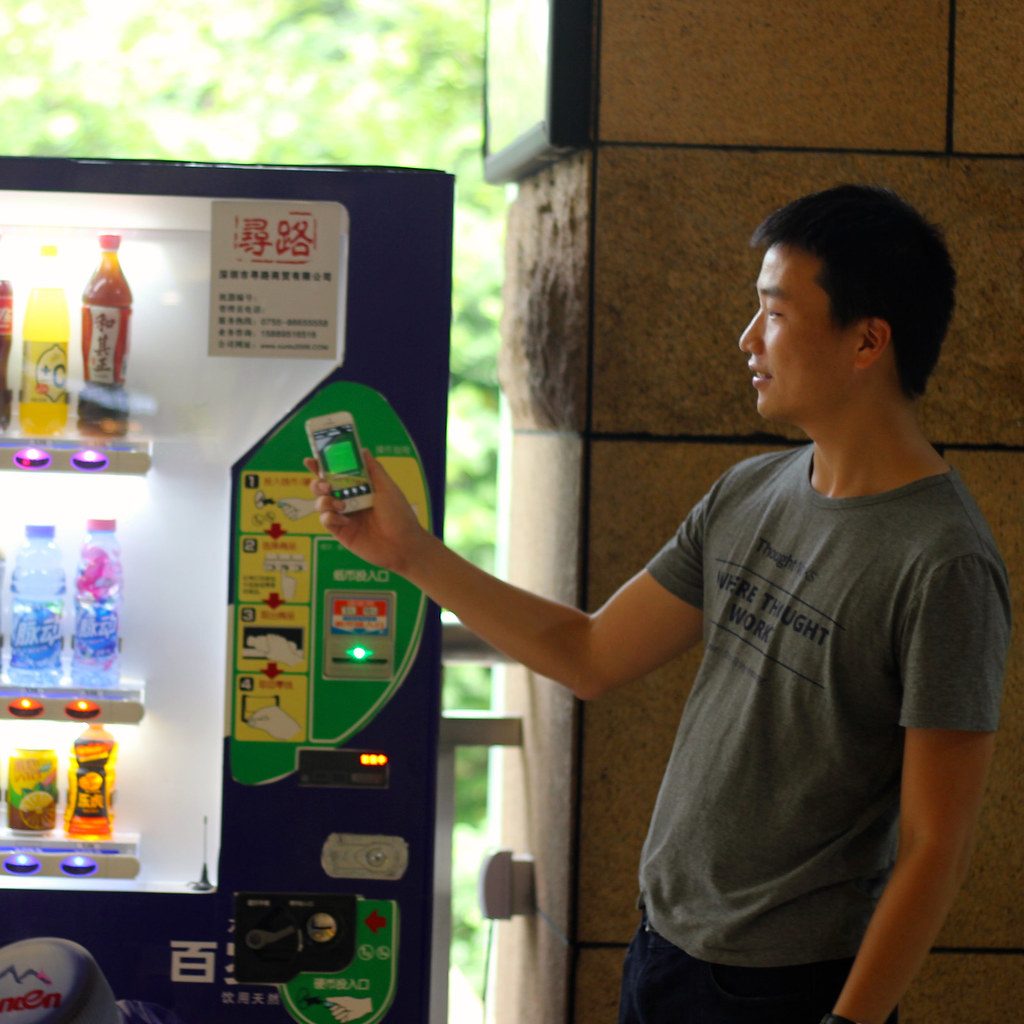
[806,401,948,499]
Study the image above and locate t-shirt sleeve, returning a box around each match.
[646,492,708,610]
[898,553,1011,731]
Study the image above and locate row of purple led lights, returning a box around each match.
[1,851,115,876]
[12,447,110,472]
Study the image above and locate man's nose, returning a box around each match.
[739,311,761,353]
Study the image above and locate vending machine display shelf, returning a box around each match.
[0,831,140,882]
[0,435,153,475]
[1,682,145,724]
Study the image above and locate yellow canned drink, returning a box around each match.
[8,748,59,831]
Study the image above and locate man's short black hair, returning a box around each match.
[750,184,956,398]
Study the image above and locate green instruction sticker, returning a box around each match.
[229,381,431,785]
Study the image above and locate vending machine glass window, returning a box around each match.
[0,189,341,890]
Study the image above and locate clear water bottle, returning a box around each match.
[71,519,122,689]
[9,525,65,687]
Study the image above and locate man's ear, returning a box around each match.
[853,316,893,370]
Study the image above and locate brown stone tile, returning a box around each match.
[575,660,701,944]
[954,2,1024,153]
[499,152,591,432]
[599,0,949,150]
[937,451,1024,946]
[572,946,628,1024]
[578,441,783,943]
[592,148,1024,445]
[586,439,788,607]
[576,444,1022,948]
[902,952,1024,1023]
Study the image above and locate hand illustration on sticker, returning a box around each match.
[253,489,316,522]
[244,632,304,665]
[325,996,373,1022]
[246,704,301,740]
[275,496,318,521]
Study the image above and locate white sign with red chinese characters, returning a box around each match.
[209,199,348,359]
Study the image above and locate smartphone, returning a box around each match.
[305,411,375,511]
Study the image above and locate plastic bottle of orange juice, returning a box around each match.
[19,245,70,436]
[65,722,117,838]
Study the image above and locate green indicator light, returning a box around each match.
[346,645,374,662]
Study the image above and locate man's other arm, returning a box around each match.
[832,727,996,1024]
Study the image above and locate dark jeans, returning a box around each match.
[618,917,898,1024]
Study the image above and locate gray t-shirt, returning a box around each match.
[642,445,1010,967]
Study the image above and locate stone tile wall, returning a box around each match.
[493,3,1024,1022]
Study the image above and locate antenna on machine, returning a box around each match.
[188,815,214,892]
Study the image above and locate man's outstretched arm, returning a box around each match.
[308,452,703,699]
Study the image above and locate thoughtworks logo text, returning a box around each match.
[756,536,818,582]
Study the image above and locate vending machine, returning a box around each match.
[0,157,452,1024]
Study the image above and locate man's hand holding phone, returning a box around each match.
[305,449,427,577]
[305,410,375,511]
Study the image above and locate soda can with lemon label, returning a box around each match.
[7,749,58,831]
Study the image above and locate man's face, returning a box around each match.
[738,244,862,432]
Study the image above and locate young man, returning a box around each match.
[308,185,1011,1024]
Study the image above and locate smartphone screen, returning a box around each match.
[323,434,359,476]
[312,422,372,500]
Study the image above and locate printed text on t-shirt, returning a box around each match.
[756,535,818,582]
[713,560,843,689]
